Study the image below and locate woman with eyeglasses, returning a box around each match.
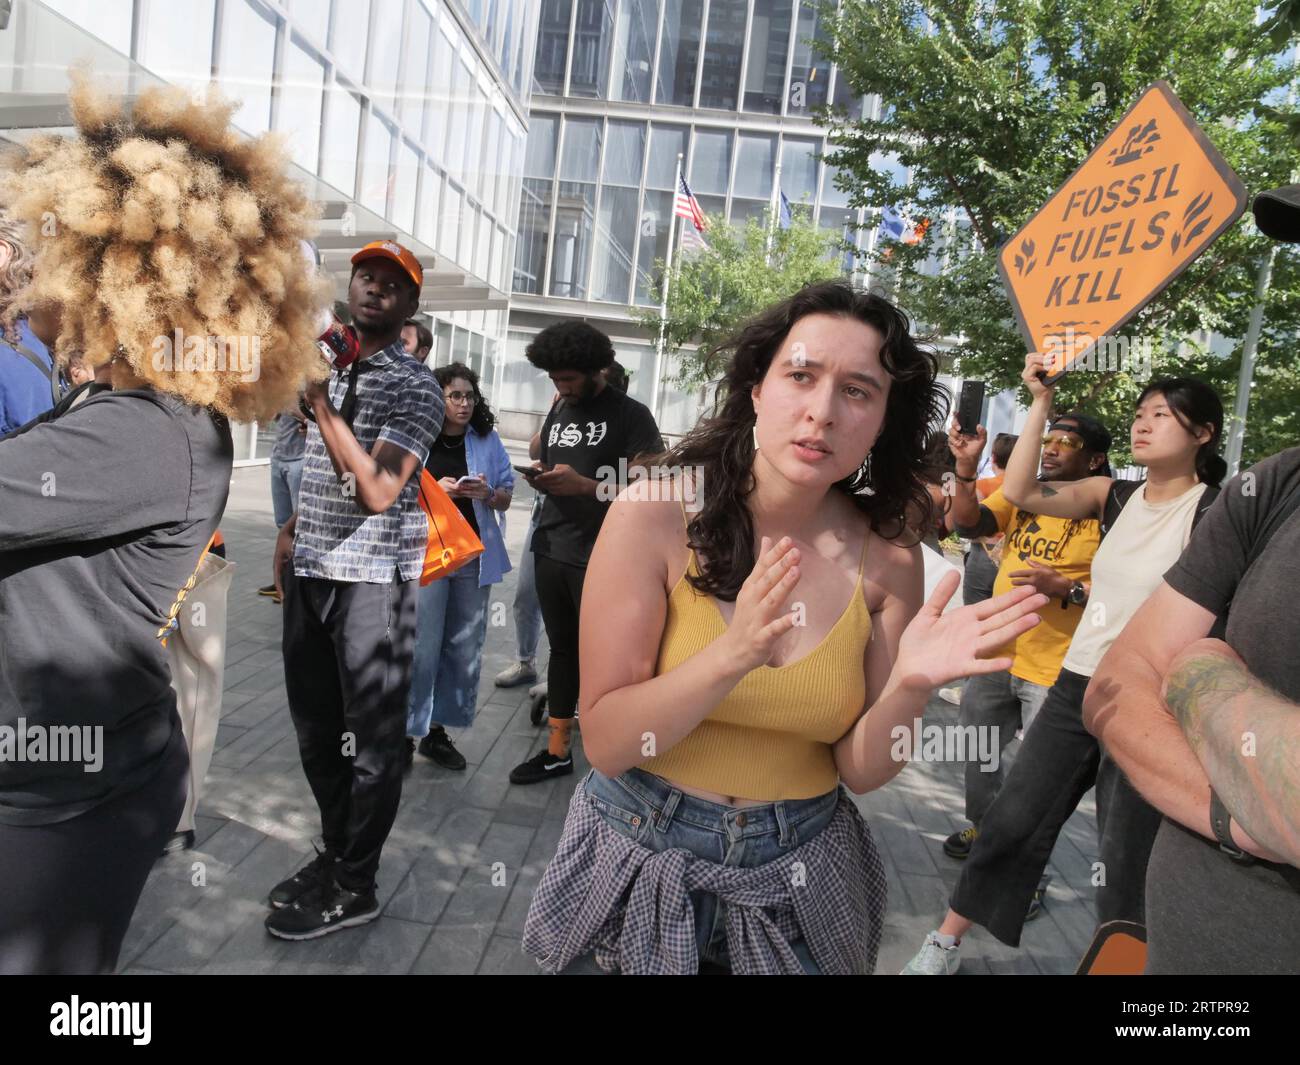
[904,351,1225,975]
[405,363,515,771]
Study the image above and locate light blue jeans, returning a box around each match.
[406,558,492,734]
[580,767,838,973]
[512,502,543,662]
[270,455,303,528]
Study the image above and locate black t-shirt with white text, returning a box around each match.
[532,385,662,568]
[1149,446,1300,973]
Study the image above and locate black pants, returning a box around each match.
[533,553,587,720]
[282,569,418,891]
[949,667,1164,947]
[0,726,188,974]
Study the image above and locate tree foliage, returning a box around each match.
[634,211,845,390]
[821,0,1299,466]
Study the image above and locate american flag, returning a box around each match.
[674,175,709,232]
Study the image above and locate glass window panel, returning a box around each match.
[428,26,455,160]
[689,129,730,195]
[368,0,403,114]
[452,326,470,364]
[469,332,486,377]
[592,185,638,303]
[559,117,602,183]
[475,207,492,279]
[656,0,704,107]
[278,36,326,173]
[360,112,395,216]
[418,163,442,246]
[698,0,746,110]
[483,108,504,217]
[780,137,818,207]
[461,202,479,271]
[287,0,331,48]
[549,181,596,298]
[524,114,559,178]
[609,0,658,104]
[744,0,792,113]
[646,125,687,188]
[435,320,454,366]
[610,339,655,408]
[465,80,488,200]
[570,0,615,98]
[401,4,433,134]
[442,186,463,263]
[330,0,371,80]
[492,226,505,289]
[634,188,672,304]
[513,177,552,294]
[138,0,216,91]
[730,198,768,227]
[831,64,864,118]
[44,0,133,54]
[733,133,775,200]
[499,330,556,410]
[788,0,830,116]
[219,0,278,136]
[821,162,850,208]
[445,56,472,183]
[602,121,645,187]
[320,82,363,195]
[393,139,419,234]
[534,0,573,93]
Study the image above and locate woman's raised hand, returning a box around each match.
[891,573,1048,692]
[719,536,803,672]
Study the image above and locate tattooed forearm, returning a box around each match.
[1040,485,1058,497]
[1167,654,1300,866]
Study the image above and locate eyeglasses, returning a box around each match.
[1041,434,1085,451]
[446,391,477,406]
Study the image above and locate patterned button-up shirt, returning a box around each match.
[292,341,443,583]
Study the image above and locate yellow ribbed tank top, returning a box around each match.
[638,527,873,801]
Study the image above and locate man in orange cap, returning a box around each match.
[267,240,444,941]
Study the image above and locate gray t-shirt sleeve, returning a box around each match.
[0,393,189,551]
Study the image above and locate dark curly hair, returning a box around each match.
[435,361,496,436]
[657,279,948,602]
[525,320,615,374]
[1136,377,1226,487]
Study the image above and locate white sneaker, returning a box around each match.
[900,932,961,975]
[495,660,538,688]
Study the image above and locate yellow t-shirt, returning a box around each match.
[980,487,1100,686]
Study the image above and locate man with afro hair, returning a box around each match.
[509,321,662,785]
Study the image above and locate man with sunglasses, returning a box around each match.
[939,414,1110,860]
[267,241,444,941]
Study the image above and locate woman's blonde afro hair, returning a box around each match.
[0,73,331,421]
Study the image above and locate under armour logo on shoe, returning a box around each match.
[322,904,344,922]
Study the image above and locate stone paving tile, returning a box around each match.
[124,464,1104,975]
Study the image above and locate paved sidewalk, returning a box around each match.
[121,465,1103,975]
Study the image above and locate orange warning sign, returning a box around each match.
[998,81,1247,378]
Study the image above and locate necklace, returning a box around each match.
[440,433,466,449]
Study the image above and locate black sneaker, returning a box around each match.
[418,726,466,771]
[264,878,380,941]
[943,825,979,859]
[509,748,573,785]
[161,829,195,856]
[267,844,337,910]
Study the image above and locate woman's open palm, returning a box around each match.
[892,573,1047,691]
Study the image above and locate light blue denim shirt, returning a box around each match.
[463,427,515,587]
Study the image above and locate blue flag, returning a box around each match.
[778,190,793,230]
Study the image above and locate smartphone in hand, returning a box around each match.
[957,380,985,436]
[513,464,550,478]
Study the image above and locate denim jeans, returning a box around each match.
[958,668,1052,825]
[580,767,839,973]
[270,455,303,528]
[962,543,998,607]
[512,503,543,662]
[406,558,491,734]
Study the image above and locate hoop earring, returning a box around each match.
[859,451,875,496]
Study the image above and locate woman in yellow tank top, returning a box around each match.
[523,280,1047,974]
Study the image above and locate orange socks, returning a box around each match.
[547,717,574,757]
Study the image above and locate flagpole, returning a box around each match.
[652,152,683,423]
[766,162,782,264]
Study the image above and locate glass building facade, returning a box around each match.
[501,0,921,436]
[1,0,537,460]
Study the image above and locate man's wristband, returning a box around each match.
[1209,787,1254,864]
[954,473,977,483]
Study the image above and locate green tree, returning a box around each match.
[635,211,845,390]
[821,0,1299,466]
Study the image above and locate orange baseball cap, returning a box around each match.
[351,240,424,290]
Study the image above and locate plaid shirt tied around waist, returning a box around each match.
[522,785,887,975]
